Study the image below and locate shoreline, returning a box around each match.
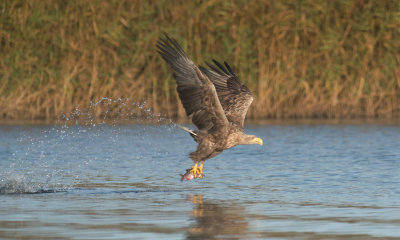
[1,117,399,126]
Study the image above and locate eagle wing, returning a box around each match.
[157,35,229,133]
[200,60,253,128]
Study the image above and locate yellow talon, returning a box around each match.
[198,162,204,179]
[190,163,199,178]
[186,162,204,179]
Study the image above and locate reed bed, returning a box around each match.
[1,0,399,121]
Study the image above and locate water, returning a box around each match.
[1,122,400,239]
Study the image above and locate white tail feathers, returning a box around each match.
[177,124,197,136]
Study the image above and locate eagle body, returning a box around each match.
[157,34,263,179]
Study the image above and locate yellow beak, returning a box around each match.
[253,137,263,145]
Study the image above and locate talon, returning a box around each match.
[198,162,204,179]
[181,162,205,180]
[190,163,199,178]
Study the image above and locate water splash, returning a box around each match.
[0,177,65,194]
[0,97,178,194]
[59,97,173,126]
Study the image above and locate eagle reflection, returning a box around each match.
[186,195,248,240]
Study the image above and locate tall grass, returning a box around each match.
[1,0,399,120]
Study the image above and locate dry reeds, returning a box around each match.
[0,0,399,121]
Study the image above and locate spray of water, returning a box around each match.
[0,97,178,194]
[59,97,173,126]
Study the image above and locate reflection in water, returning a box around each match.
[186,195,248,240]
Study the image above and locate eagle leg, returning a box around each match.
[187,162,204,179]
[189,163,200,178]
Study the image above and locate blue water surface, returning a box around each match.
[1,122,400,239]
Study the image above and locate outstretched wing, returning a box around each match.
[200,60,253,128]
[157,35,229,133]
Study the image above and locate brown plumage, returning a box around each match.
[157,34,263,179]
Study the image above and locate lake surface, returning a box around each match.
[1,122,400,239]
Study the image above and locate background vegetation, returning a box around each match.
[1,0,399,121]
